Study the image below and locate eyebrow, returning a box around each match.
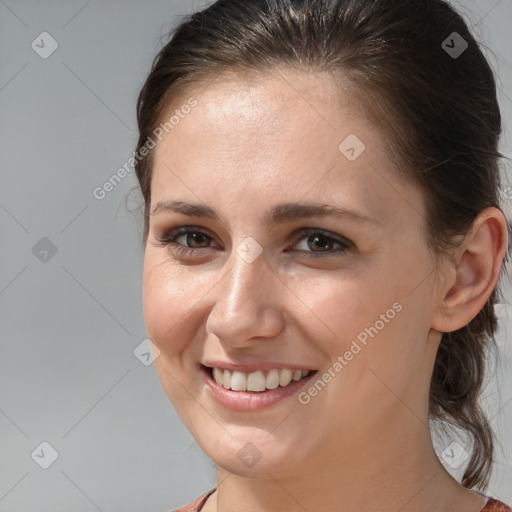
[151,200,382,228]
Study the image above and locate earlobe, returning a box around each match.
[431,207,508,334]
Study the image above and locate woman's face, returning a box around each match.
[143,70,442,477]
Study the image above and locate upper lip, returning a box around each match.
[201,361,317,373]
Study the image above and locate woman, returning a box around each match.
[134,0,512,510]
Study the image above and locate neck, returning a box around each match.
[209,415,486,512]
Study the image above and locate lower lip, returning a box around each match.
[201,366,317,411]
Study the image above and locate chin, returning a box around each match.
[198,432,302,478]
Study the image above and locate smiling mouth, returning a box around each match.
[201,364,317,393]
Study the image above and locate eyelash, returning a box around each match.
[154,226,353,258]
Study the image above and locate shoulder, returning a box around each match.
[481,497,512,512]
[171,488,217,512]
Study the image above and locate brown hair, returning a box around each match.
[134,0,511,490]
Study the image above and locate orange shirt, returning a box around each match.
[172,488,511,512]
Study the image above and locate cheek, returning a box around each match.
[142,259,211,411]
[142,257,205,355]
[289,266,401,356]
[295,249,432,375]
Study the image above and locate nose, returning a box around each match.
[206,244,285,349]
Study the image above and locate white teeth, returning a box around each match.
[247,371,266,391]
[213,367,223,386]
[210,367,312,392]
[222,369,231,389]
[266,369,280,389]
[279,369,293,387]
[230,370,246,391]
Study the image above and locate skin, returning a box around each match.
[142,69,508,512]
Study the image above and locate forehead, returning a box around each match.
[149,70,423,226]
[154,69,368,166]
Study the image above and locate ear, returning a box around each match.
[432,207,509,333]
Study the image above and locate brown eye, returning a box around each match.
[179,231,211,248]
[290,229,353,257]
[155,226,217,255]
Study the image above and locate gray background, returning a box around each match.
[0,1,511,511]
